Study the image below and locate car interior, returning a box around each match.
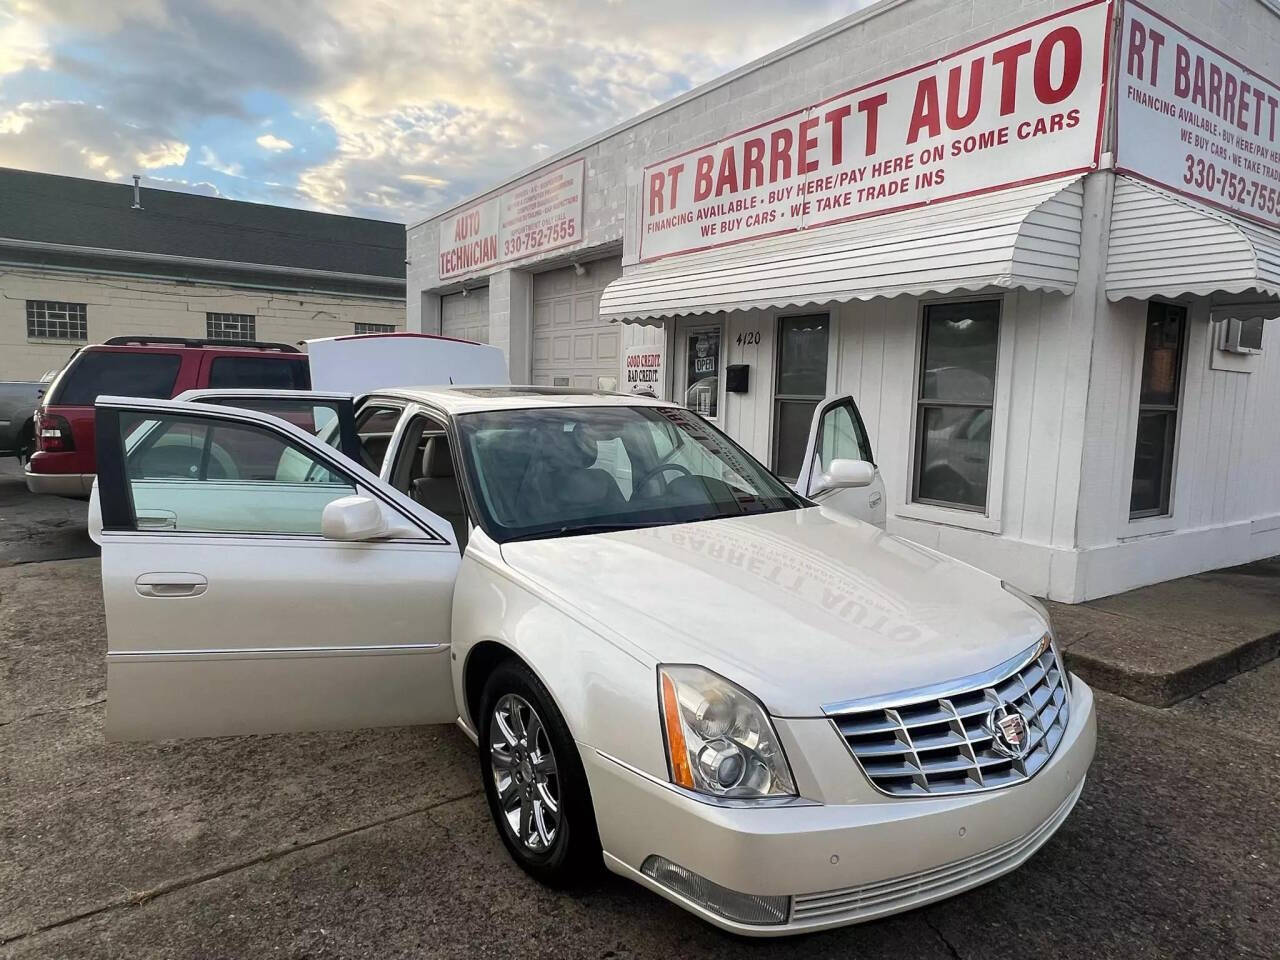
[391,414,469,550]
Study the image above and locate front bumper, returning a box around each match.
[24,470,94,498]
[585,675,1096,936]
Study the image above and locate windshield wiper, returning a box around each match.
[504,520,671,542]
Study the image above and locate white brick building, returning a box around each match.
[406,0,1280,602]
[1,168,406,380]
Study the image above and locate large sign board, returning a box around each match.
[438,159,584,279]
[1116,1,1280,228]
[638,0,1111,262]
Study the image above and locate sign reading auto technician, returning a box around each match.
[438,159,585,279]
[1116,1,1280,228]
[639,0,1111,262]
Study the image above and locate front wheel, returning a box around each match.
[477,659,601,887]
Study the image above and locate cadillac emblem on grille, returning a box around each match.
[987,699,1029,759]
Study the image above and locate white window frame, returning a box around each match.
[354,322,396,335]
[897,293,1013,535]
[1116,297,1195,540]
[674,317,726,423]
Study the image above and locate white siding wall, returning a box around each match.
[0,267,404,381]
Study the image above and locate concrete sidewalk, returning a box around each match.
[1048,557,1280,706]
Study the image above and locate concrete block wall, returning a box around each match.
[0,267,404,380]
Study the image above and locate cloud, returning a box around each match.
[256,133,293,151]
[0,0,868,220]
[198,145,243,177]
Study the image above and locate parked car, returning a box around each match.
[25,336,309,497]
[0,373,56,462]
[87,376,1096,936]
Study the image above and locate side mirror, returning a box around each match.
[814,458,875,494]
[321,495,389,541]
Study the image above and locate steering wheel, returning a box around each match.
[632,461,692,494]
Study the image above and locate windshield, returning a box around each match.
[455,404,805,542]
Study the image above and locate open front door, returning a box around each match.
[92,395,461,741]
[795,394,887,528]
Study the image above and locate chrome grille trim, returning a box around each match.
[826,636,1070,797]
[790,781,1082,924]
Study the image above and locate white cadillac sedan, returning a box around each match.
[89,385,1095,936]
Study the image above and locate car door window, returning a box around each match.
[121,411,356,535]
[817,400,873,473]
[356,404,403,472]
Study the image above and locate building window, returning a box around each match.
[772,315,829,481]
[354,322,395,335]
[1130,302,1187,519]
[27,301,87,342]
[207,313,256,341]
[913,300,1001,511]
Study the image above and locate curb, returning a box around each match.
[1063,628,1280,707]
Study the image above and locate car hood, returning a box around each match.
[500,508,1048,718]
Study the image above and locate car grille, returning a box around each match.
[790,781,1082,925]
[828,637,1069,797]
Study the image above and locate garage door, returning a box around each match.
[441,289,489,343]
[531,258,622,389]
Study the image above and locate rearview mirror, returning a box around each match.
[814,458,875,494]
[321,495,389,541]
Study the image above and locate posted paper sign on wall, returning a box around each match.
[439,160,585,279]
[638,0,1111,262]
[1116,1,1280,228]
[621,344,666,399]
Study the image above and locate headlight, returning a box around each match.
[658,665,796,799]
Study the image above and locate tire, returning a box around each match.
[477,658,601,887]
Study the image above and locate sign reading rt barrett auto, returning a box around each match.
[638,0,1111,263]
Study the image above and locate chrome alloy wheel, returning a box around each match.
[489,693,560,853]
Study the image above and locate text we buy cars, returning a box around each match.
[640,0,1111,261]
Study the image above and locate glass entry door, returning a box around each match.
[772,314,829,481]
[677,322,723,420]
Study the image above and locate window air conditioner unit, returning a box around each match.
[1220,316,1266,354]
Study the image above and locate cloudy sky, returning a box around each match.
[0,0,865,224]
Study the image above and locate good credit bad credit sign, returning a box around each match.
[439,160,584,279]
[640,0,1110,262]
[1117,1,1280,228]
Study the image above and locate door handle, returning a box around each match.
[135,572,208,599]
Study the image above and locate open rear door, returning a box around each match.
[795,394,887,529]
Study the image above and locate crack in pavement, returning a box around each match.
[0,788,485,948]
[922,912,963,960]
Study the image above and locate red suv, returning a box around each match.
[26,336,310,497]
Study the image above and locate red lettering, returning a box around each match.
[797,116,820,174]
[1173,44,1190,98]
[858,92,888,154]
[907,76,941,144]
[666,163,684,209]
[1033,26,1081,104]
[1204,61,1218,114]
[945,57,983,130]
[769,128,793,183]
[823,105,852,166]
[1126,18,1147,80]
[991,38,1033,115]
[693,155,714,202]
[1148,29,1166,85]
[714,146,738,197]
[742,138,765,189]
[648,171,665,215]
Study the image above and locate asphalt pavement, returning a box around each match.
[1,480,1276,959]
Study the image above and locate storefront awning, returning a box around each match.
[599,176,1084,323]
[1106,177,1280,302]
